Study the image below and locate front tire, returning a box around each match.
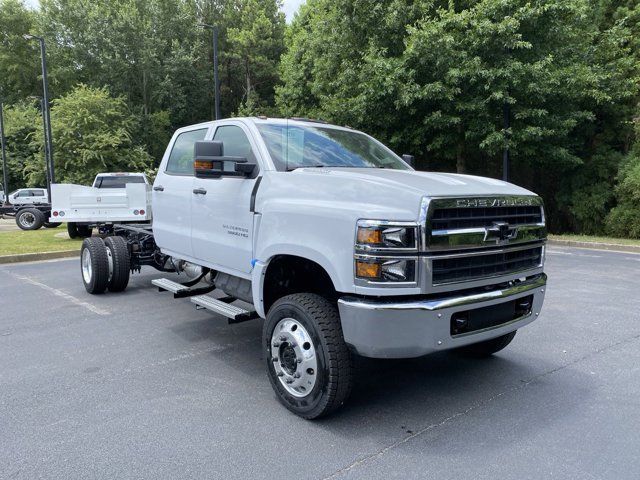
[263,293,353,419]
[81,237,110,294]
[105,236,130,292]
[456,331,517,357]
[16,208,45,230]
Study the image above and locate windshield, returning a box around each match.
[256,123,410,171]
[94,176,145,188]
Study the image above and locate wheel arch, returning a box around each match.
[253,252,339,318]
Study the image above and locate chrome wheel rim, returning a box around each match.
[106,247,113,283]
[271,318,318,397]
[19,212,35,228]
[81,248,92,284]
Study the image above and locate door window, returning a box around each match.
[32,190,45,196]
[213,125,256,172]
[166,128,208,175]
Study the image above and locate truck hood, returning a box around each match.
[296,167,535,197]
[260,167,538,223]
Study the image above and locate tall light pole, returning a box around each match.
[0,101,8,203]
[503,101,510,182]
[199,24,220,120]
[24,34,55,193]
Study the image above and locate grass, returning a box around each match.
[549,233,640,247]
[0,226,83,256]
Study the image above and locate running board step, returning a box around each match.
[190,295,259,324]
[152,278,214,298]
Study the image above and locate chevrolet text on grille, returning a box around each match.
[455,198,537,207]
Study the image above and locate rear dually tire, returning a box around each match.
[81,237,110,294]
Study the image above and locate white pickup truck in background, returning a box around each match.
[50,172,152,238]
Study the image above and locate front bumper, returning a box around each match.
[337,274,547,358]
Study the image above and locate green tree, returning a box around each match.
[2,101,41,189]
[0,0,39,104]
[277,0,638,233]
[606,116,640,239]
[25,85,153,185]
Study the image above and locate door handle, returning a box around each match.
[193,188,207,195]
[153,185,164,191]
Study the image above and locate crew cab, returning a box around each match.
[8,188,48,205]
[77,117,548,419]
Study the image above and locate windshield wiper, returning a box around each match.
[286,164,326,171]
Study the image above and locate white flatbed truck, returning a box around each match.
[77,117,548,418]
[49,172,151,238]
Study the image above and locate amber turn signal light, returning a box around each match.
[194,160,213,170]
[355,260,381,279]
[357,227,382,245]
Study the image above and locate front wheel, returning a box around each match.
[455,331,517,357]
[263,293,353,419]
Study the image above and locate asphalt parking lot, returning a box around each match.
[1,246,639,479]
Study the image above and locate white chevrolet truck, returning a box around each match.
[78,117,547,418]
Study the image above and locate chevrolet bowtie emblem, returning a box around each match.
[484,221,518,244]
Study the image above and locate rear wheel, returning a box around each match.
[67,222,78,238]
[81,237,109,294]
[76,224,93,238]
[105,236,130,292]
[44,222,61,228]
[263,293,353,419]
[16,208,45,230]
[456,331,517,357]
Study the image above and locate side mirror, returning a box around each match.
[194,140,256,178]
[402,154,415,168]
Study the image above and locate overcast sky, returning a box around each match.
[24,0,307,22]
[282,0,306,22]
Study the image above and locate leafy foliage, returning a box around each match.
[2,101,41,190]
[26,85,153,185]
[278,0,640,233]
[0,0,638,236]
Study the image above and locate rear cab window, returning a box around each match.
[94,176,146,188]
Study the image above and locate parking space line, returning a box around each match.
[7,272,110,316]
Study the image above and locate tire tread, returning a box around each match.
[269,293,353,419]
[105,236,130,292]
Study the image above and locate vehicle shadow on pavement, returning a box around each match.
[312,351,593,455]
[169,307,592,451]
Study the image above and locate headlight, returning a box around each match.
[356,221,418,251]
[354,220,420,286]
[355,256,416,283]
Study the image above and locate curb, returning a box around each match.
[547,239,640,254]
[0,249,79,265]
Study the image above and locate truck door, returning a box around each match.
[152,127,209,260]
[191,123,259,275]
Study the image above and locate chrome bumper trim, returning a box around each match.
[341,273,546,312]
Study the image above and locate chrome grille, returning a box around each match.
[432,246,543,285]
[423,196,546,286]
[432,205,543,231]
